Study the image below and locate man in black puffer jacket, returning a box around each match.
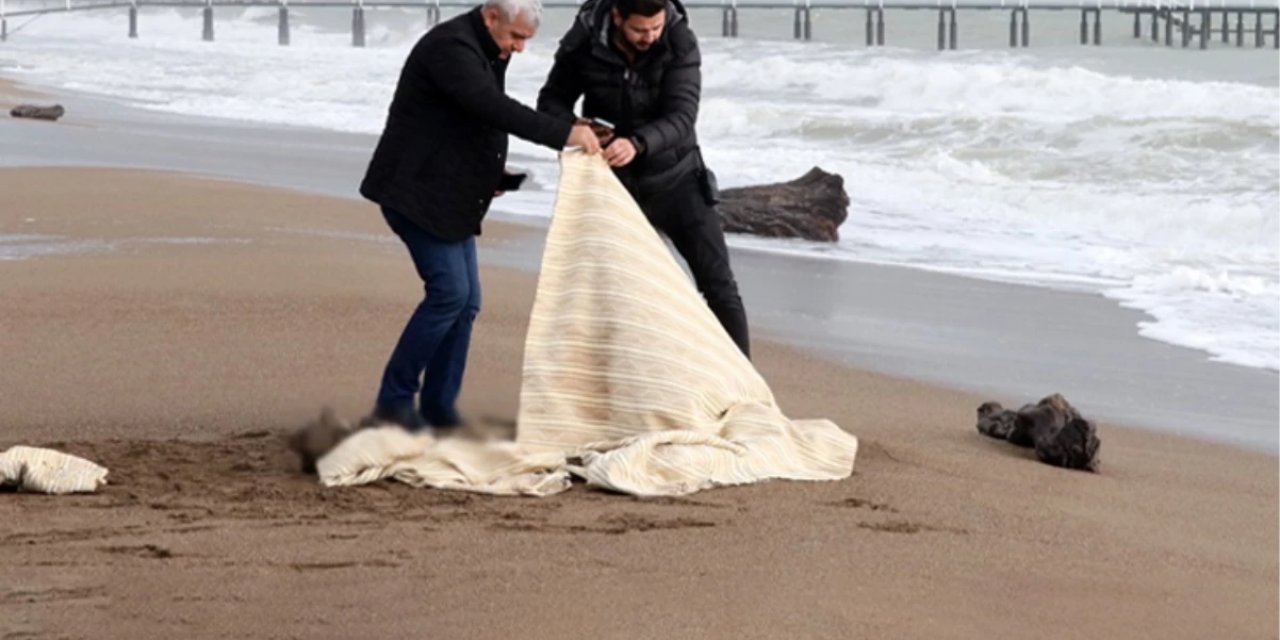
[537,0,750,357]
[360,0,600,432]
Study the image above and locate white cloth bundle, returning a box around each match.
[318,153,857,496]
[0,446,109,494]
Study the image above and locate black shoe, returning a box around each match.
[369,405,429,432]
[420,409,465,431]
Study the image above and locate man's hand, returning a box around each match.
[566,123,601,154]
[590,123,615,141]
[602,138,638,168]
[580,119,616,147]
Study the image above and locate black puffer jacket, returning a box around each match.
[537,0,701,186]
[360,8,572,242]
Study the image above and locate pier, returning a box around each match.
[2,0,1277,49]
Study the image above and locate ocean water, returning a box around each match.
[1,5,1276,371]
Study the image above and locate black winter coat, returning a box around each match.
[537,0,702,187]
[360,8,572,242]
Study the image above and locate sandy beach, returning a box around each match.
[1,164,1276,638]
[3,64,1279,638]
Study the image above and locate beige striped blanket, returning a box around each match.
[0,446,109,494]
[318,152,857,496]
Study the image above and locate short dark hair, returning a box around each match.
[615,0,666,18]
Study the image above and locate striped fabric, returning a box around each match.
[318,426,571,496]
[318,152,857,496]
[0,446,109,494]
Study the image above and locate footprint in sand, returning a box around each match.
[98,543,173,559]
[828,497,899,513]
[489,512,719,535]
[856,520,968,535]
[828,497,967,535]
[0,585,107,605]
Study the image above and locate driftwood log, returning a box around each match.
[10,104,65,121]
[976,393,1101,471]
[717,167,849,242]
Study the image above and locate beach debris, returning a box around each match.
[0,446,108,494]
[9,104,66,121]
[975,393,1100,472]
[717,167,849,242]
[976,401,1018,440]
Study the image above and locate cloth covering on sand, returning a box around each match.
[318,152,858,496]
[0,446,108,494]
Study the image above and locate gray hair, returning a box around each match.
[483,0,544,26]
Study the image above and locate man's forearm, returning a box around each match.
[421,51,570,150]
[537,92,578,122]
[537,55,583,122]
[632,62,699,156]
[632,99,697,155]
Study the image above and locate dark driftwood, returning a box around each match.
[10,104,66,121]
[976,394,1101,472]
[717,167,849,242]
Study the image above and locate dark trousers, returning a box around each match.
[633,170,751,358]
[376,206,480,426]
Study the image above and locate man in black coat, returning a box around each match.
[360,0,600,431]
[537,0,750,358]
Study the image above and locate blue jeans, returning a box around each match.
[376,206,480,426]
